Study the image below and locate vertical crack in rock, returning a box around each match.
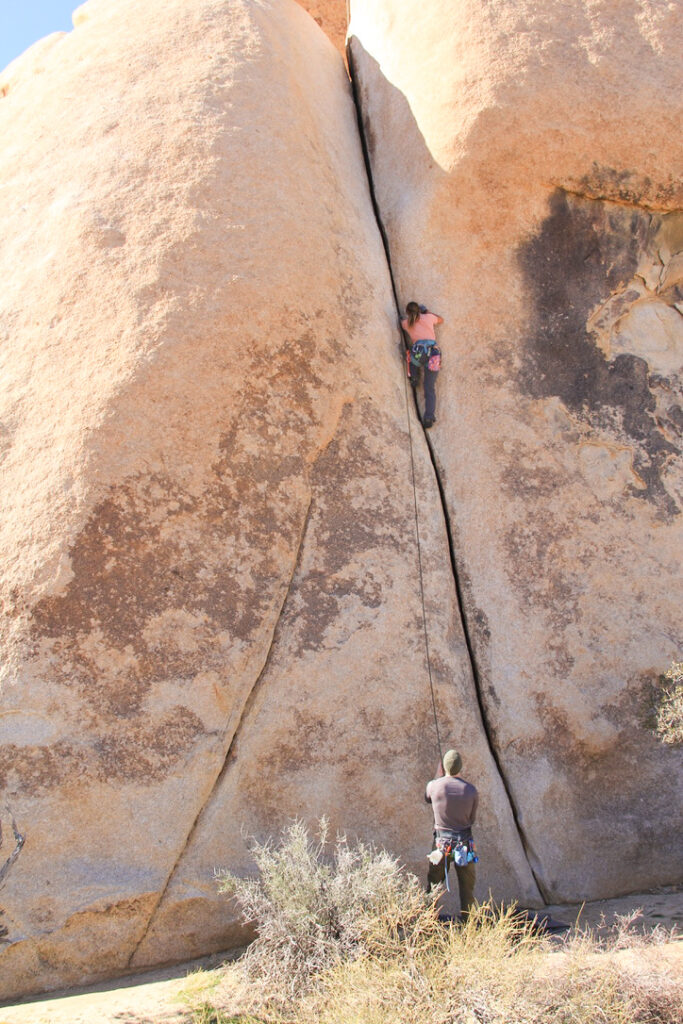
[127,498,314,966]
[0,809,25,888]
[0,808,25,944]
[420,440,550,902]
[346,43,548,901]
[346,43,399,318]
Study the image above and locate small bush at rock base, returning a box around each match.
[208,821,681,1024]
[216,818,429,1004]
[652,661,683,745]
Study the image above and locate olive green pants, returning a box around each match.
[427,855,476,918]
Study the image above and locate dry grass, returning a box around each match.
[196,823,682,1024]
[653,661,683,745]
[294,905,681,1024]
[189,909,682,1024]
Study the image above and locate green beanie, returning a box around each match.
[443,749,462,776]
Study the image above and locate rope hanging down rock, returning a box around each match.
[400,327,444,766]
[344,8,444,766]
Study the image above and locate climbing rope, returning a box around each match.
[399,326,444,766]
[343,0,443,765]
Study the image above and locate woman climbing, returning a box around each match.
[401,301,444,429]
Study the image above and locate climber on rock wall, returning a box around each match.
[425,749,479,918]
[401,301,443,428]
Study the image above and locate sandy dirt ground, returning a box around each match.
[2,889,680,1024]
[0,953,226,1024]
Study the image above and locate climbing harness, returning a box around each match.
[410,339,441,371]
[428,829,479,892]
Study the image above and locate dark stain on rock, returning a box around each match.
[568,164,681,209]
[665,402,683,435]
[31,475,213,652]
[503,510,580,632]
[25,444,310,788]
[271,709,332,774]
[501,445,568,501]
[20,312,367,798]
[282,405,404,653]
[253,697,430,794]
[30,423,309,697]
[94,706,206,783]
[486,683,501,709]
[0,707,205,795]
[470,605,491,658]
[603,667,683,740]
[0,740,88,796]
[520,695,598,770]
[658,281,683,309]
[518,189,679,515]
[516,686,679,823]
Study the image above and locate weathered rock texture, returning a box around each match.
[294,0,347,55]
[349,0,683,901]
[0,0,539,1000]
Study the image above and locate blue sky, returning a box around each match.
[1,0,77,73]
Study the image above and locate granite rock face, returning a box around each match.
[348,0,683,901]
[2,0,681,1001]
[294,0,348,54]
[0,0,537,999]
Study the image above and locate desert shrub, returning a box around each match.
[216,819,431,1005]
[207,823,681,1024]
[652,661,683,745]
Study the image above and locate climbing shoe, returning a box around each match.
[423,418,435,429]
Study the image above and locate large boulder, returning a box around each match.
[0,0,538,999]
[348,0,683,901]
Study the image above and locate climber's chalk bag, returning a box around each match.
[410,339,440,367]
[452,842,469,867]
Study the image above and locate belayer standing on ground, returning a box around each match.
[401,301,443,428]
[425,749,479,919]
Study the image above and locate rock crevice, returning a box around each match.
[420,435,551,900]
[346,35,546,898]
[127,495,314,968]
[347,0,682,904]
